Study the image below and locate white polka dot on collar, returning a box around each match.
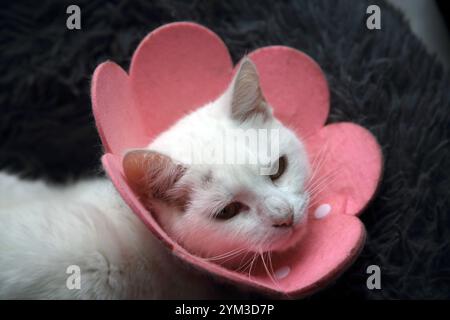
[274,266,290,280]
[314,203,332,219]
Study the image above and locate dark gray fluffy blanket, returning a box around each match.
[0,0,449,299]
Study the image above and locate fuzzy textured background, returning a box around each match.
[1,0,449,299]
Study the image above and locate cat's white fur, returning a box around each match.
[0,59,310,299]
[0,173,224,299]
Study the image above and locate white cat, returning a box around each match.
[0,59,310,299]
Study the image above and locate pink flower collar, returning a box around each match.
[91,22,382,297]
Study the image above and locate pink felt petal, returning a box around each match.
[273,212,365,296]
[226,209,365,298]
[305,123,383,216]
[129,22,233,140]
[92,62,148,154]
[248,46,329,138]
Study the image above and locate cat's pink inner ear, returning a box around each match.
[122,150,150,191]
[122,150,186,204]
[230,58,271,122]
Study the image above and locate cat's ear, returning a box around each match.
[123,150,187,206]
[229,58,271,122]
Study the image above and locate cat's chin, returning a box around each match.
[209,222,308,270]
[216,238,307,271]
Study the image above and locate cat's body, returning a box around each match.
[0,173,224,299]
[0,58,310,299]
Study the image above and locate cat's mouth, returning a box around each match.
[262,202,309,252]
[265,218,308,252]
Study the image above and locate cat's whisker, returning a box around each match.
[247,252,259,279]
[204,247,246,262]
[234,251,253,273]
[308,182,338,206]
[305,170,340,210]
[309,143,328,172]
[308,176,338,198]
[307,154,329,189]
[308,174,339,199]
[235,251,252,272]
[306,165,327,196]
[267,251,276,280]
[260,252,278,286]
[205,249,246,262]
[306,141,330,186]
[307,169,339,195]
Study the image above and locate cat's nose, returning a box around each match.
[272,213,294,228]
[264,196,294,228]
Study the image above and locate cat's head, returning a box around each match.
[123,58,310,260]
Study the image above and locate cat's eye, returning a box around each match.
[215,202,247,220]
[270,156,287,181]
